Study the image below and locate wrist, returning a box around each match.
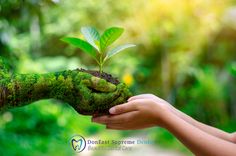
[12,73,51,104]
[155,107,178,129]
[163,111,184,131]
[154,104,173,128]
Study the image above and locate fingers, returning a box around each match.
[109,98,153,115]
[128,94,166,104]
[92,84,123,108]
[106,124,138,130]
[106,123,156,130]
[106,124,124,130]
[92,77,117,92]
[92,111,138,124]
[88,83,131,115]
[83,76,116,92]
[109,101,139,115]
[128,94,156,101]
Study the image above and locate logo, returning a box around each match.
[70,135,86,153]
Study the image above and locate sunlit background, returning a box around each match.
[1,0,236,155]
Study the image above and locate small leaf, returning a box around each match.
[81,26,100,51]
[100,27,124,52]
[95,40,100,49]
[61,37,97,60]
[105,44,136,60]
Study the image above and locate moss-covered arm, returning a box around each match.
[0,57,132,115]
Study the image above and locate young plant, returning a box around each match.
[61,26,136,73]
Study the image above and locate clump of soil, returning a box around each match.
[78,68,120,85]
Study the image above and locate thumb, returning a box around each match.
[109,101,138,115]
[84,76,117,92]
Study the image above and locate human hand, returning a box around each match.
[128,94,174,110]
[92,94,172,130]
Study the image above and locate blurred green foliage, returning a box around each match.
[1,0,236,155]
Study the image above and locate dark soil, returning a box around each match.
[78,68,120,85]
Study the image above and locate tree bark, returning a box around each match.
[0,57,132,115]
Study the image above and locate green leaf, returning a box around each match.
[105,44,136,60]
[61,37,97,60]
[100,27,124,52]
[81,26,100,51]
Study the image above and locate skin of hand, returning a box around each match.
[165,111,236,156]
[126,94,236,144]
[92,95,171,129]
[92,94,236,156]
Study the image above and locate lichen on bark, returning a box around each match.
[0,57,132,115]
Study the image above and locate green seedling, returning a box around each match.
[61,26,136,73]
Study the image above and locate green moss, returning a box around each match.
[0,57,132,115]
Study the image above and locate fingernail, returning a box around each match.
[128,97,133,101]
[109,107,116,114]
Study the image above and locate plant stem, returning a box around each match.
[99,53,103,75]
[99,65,102,74]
